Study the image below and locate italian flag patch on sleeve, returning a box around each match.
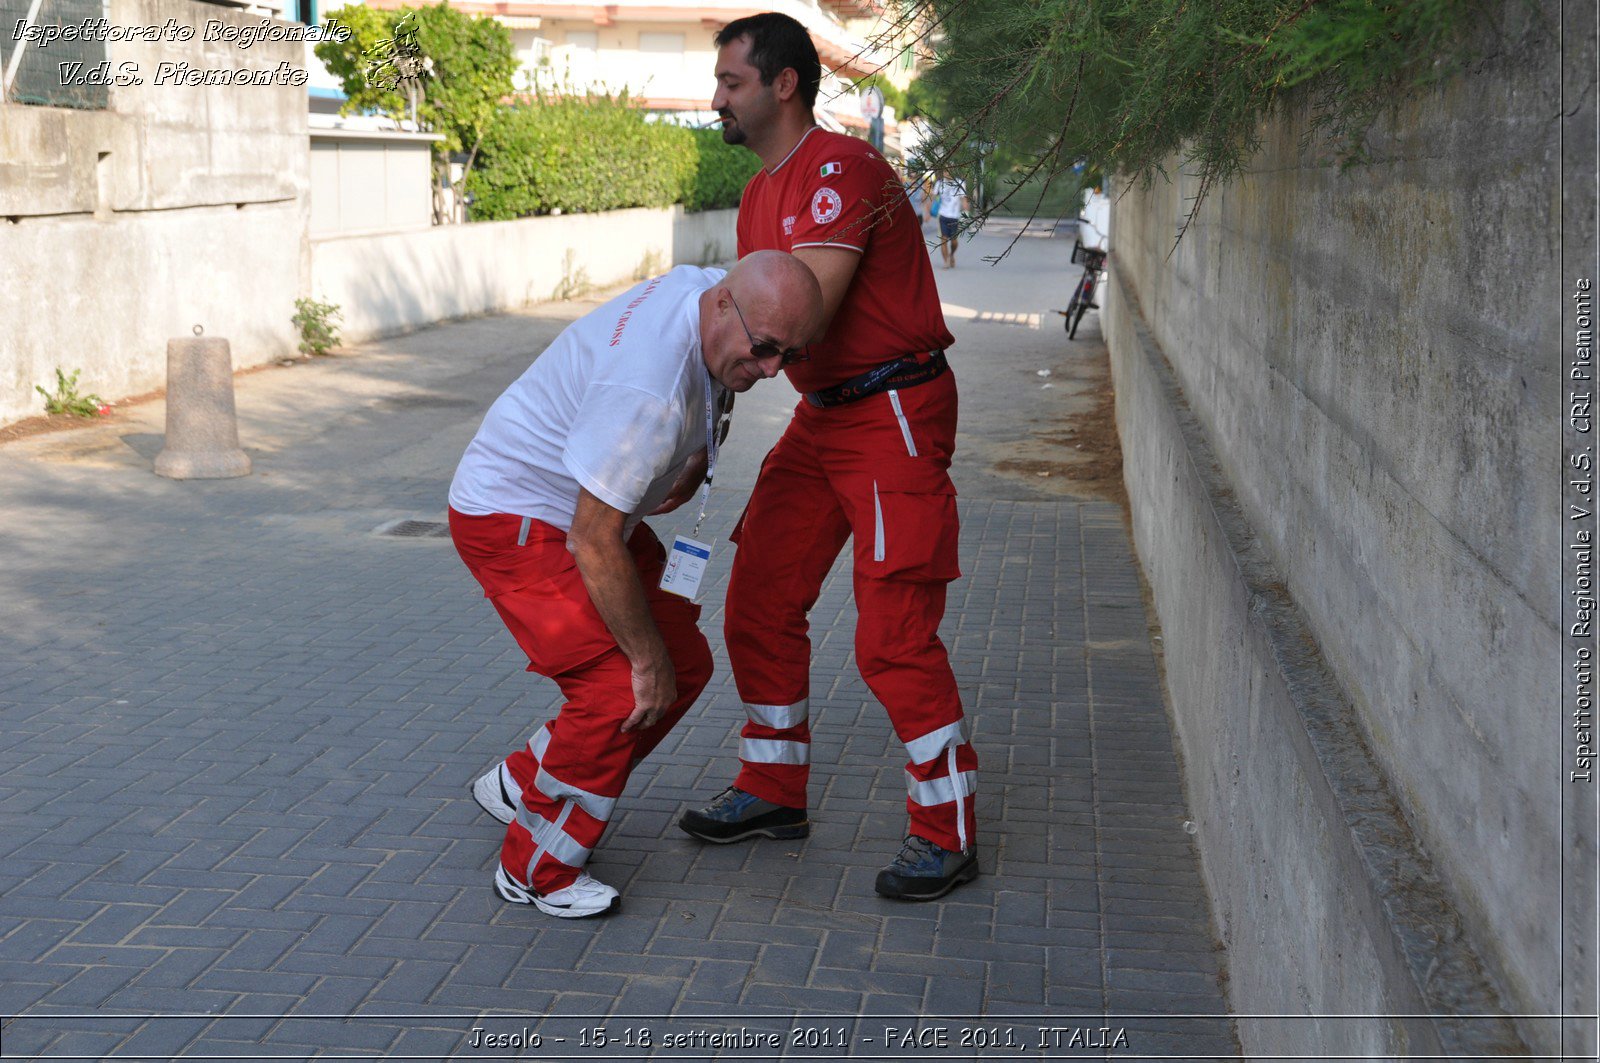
[819,162,841,176]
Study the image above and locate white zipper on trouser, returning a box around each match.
[948,743,968,852]
[887,390,918,456]
[872,481,885,562]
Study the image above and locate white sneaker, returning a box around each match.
[494,865,620,918]
[472,763,518,825]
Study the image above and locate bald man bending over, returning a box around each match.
[450,252,823,918]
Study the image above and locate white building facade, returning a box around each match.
[361,0,910,151]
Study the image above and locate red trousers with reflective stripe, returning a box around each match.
[450,509,713,893]
[724,372,978,853]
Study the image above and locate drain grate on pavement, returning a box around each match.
[372,518,451,539]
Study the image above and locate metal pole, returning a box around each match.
[3,0,49,98]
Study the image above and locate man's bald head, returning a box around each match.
[699,251,825,392]
[724,250,824,342]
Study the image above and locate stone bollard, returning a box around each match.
[153,328,252,480]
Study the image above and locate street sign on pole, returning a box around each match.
[861,86,886,151]
[860,86,884,120]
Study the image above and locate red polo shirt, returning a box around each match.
[736,128,954,393]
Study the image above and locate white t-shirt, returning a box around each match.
[934,179,967,219]
[449,265,726,533]
[1080,190,1111,250]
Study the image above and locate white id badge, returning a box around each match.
[659,535,713,599]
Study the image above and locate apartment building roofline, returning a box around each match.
[360,0,889,78]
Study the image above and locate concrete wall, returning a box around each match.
[0,0,309,427]
[309,205,736,343]
[1105,4,1588,1056]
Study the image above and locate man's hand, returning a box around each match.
[622,657,677,733]
[646,447,708,516]
[568,490,677,734]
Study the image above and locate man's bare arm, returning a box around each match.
[792,246,863,340]
[567,489,675,732]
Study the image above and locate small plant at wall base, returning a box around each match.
[293,298,344,357]
[553,249,593,302]
[35,368,108,418]
[635,247,667,281]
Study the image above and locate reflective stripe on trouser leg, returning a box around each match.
[902,728,979,854]
[528,724,551,760]
[519,799,590,877]
[535,764,617,822]
[745,699,809,730]
[948,745,967,852]
[736,702,811,802]
[493,722,549,817]
[740,735,810,765]
[502,722,613,893]
[503,757,607,892]
[906,765,978,851]
[905,719,968,764]
[738,698,811,773]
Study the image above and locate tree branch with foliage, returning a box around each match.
[315,3,516,224]
[897,0,1500,251]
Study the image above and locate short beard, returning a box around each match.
[719,117,746,146]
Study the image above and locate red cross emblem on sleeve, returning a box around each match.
[811,187,842,225]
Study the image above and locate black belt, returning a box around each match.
[804,350,948,408]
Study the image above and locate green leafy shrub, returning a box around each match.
[35,368,106,417]
[292,297,343,356]
[680,126,761,213]
[467,94,697,221]
[467,97,756,220]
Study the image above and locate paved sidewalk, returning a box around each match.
[0,222,1237,1060]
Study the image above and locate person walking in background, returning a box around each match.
[905,171,930,233]
[933,171,969,268]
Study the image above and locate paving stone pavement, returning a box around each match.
[0,224,1238,1061]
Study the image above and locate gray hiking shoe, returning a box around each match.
[874,834,980,900]
[678,786,809,844]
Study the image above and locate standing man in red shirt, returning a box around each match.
[677,12,978,900]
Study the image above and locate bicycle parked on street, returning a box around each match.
[1059,230,1108,340]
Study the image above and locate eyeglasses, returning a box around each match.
[727,289,809,365]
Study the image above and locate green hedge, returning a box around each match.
[466,97,759,221]
[681,126,762,213]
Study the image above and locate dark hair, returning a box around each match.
[714,12,821,109]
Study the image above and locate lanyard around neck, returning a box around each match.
[692,366,729,539]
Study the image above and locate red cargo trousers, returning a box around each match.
[724,372,977,853]
[450,509,713,893]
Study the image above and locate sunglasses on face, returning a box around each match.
[727,289,809,365]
